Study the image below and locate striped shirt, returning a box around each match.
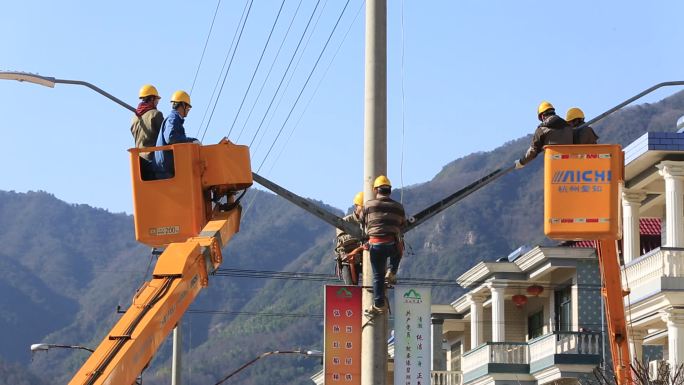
[362,195,406,238]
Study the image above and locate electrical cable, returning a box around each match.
[255,0,353,173]
[195,0,252,138]
[266,0,365,174]
[138,249,157,289]
[247,0,323,149]
[249,0,330,158]
[226,0,287,139]
[235,0,305,143]
[214,267,609,290]
[190,0,222,95]
[198,0,255,141]
[201,0,255,142]
[238,1,325,222]
[187,309,324,319]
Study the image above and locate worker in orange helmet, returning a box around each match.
[334,192,365,285]
[515,101,574,169]
[566,107,599,144]
[131,84,163,179]
[361,176,407,316]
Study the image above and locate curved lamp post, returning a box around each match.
[30,343,143,385]
[213,349,323,385]
[0,71,135,112]
[30,343,94,353]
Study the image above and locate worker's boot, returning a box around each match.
[385,270,397,285]
[364,304,384,317]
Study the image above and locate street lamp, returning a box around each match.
[0,71,135,112]
[213,349,323,385]
[30,343,143,385]
[30,343,94,353]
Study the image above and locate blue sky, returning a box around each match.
[2,0,684,214]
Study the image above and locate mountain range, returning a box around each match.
[3,90,684,384]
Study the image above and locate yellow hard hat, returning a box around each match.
[373,175,392,189]
[353,192,364,206]
[537,101,554,116]
[171,90,192,107]
[139,84,159,99]
[566,107,585,122]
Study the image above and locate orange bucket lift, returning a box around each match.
[128,139,252,247]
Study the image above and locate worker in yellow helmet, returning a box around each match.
[566,107,599,144]
[334,192,365,285]
[130,84,163,179]
[154,90,199,179]
[515,101,574,169]
[361,176,407,316]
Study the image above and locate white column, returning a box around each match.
[622,189,646,264]
[490,285,506,342]
[657,161,684,248]
[468,294,485,349]
[662,309,684,366]
[628,329,646,364]
[548,291,556,333]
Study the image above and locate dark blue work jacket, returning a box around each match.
[154,109,197,178]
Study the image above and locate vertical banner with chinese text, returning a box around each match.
[324,285,361,385]
[394,286,432,385]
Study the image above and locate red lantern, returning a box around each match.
[512,294,528,307]
[527,284,544,297]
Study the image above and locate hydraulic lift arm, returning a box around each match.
[252,172,362,238]
[68,210,240,385]
[404,167,514,233]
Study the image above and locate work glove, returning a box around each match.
[514,160,524,170]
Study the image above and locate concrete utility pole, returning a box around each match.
[361,0,387,384]
[171,322,182,385]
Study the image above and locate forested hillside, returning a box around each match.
[3,91,684,384]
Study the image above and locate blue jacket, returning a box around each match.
[154,110,197,178]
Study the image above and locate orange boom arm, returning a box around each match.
[68,211,240,385]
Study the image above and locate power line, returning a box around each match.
[190,0,222,95]
[237,0,325,221]
[235,0,306,143]
[213,267,608,290]
[187,309,323,319]
[198,0,255,141]
[196,0,252,138]
[247,0,323,149]
[255,0,353,173]
[266,0,365,174]
[226,0,288,139]
[201,0,255,141]
[249,0,330,158]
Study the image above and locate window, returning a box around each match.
[555,285,572,332]
[528,309,544,339]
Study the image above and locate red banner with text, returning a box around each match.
[324,285,361,385]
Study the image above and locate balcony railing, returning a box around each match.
[529,332,602,362]
[622,247,684,300]
[431,370,462,385]
[462,342,528,373]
